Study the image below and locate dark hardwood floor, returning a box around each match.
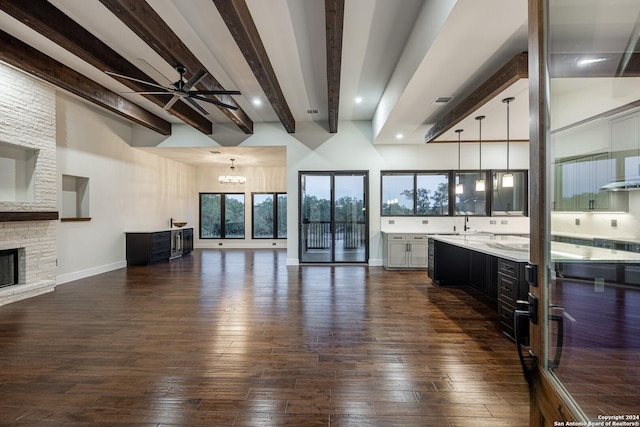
[0,249,528,426]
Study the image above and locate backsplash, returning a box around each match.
[380,215,530,235]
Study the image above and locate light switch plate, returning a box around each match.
[575,218,580,225]
[611,219,617,227]
[422,220,428,224]
[388,220,395,224]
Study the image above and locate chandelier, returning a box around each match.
[218,158,246,184]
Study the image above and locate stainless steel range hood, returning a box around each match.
[601,179,640,191]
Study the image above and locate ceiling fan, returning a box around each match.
[105,64,241,115]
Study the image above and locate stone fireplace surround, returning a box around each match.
[0,64,58,306]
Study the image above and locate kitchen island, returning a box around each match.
[428,233,640,341]
[429,234,530,342]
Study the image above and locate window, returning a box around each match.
[199,193,245,239]
[416,173,449,215]
[454,172,488,215]
[381,172,449,216]
[252,192,287,239]
[492,170,527,216]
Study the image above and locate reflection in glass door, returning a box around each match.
[299,172,368,263]
[544,0,640,421]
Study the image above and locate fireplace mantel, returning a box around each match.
[0,212,59,222]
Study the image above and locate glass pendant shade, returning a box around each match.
[455,183,464,194]
[475,179,486,191]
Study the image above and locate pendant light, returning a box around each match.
[218,158,246,184]
[502,97,515,188]
[455,129,464,194]
[475,115,486,192]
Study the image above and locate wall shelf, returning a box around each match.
[0,211,59,222]
[60,217,91,222]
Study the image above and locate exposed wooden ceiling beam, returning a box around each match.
[425,53,528,143]
[0,29,171,135]
[325,0,344,134]
[213,0,295,133]
[99,0,253,135]
[0,0,212,135]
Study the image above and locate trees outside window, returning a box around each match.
[199,193,245,239]
[382,172,449,216]
[253,193,287,239]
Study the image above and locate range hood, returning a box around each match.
[601,179,640,191]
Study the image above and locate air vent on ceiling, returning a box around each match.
[433,96,453,105]
[307,109,319,114]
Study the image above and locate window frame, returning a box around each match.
[380,170,452,216]
[199,192,246,239]
[251,192,287,239]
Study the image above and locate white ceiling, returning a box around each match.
[0,0,530,165]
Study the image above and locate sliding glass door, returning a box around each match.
[299,172,368,263]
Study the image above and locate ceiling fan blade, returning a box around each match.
[121,91,171,95]
[163,95,181,111]
[191,95,239,110]
[185,96,210,115]
[183,69,207,91]
[104,71,169,90]
[137,58,174,86]
[190,90,241,96]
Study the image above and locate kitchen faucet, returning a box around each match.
[464,215,470,231]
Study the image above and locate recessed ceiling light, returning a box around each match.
[252,98,262,106]
[396,133,404,140]
[355,96,363,104]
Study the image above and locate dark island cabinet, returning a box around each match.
[431,240,470,286]
[497,259,529,343]
[430,238,528,343]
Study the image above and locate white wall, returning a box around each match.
[55,94,196,284]
[52,99,530,273]
[163,121,529,266]
[195,164,287,248]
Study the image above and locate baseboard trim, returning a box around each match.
[56,261,126,285]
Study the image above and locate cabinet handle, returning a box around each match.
[501,286,512,292]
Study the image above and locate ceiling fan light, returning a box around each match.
[502,173,514,188]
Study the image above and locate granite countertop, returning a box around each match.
[430,234,530,262]
[552,231,640,245]
[430,234,640,263]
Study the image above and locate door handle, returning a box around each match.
[549,305,568,370]
[514,293,538,383]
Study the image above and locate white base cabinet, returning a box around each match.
[382,233,428,269]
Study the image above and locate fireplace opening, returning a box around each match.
[0,249,19,287]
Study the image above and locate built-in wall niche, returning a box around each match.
[0,141,38,202]
[61,174,90,221]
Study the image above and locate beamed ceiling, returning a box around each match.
[0,0,537,164]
